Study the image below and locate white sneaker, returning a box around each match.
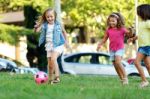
[122,78,129,85]
[139,81,149,88]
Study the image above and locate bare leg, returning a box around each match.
[143,56,150,75]
[114,56,128,84]
[51,51,60,81]
[134,52,147,81]
[48,57,54,81]
[113,61,123,80]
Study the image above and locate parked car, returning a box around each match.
[61,52,149,77]
[0,58,39,75]
[15,67,39,75]
[0,58,18,72]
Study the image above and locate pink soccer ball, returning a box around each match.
[34,71,48,84]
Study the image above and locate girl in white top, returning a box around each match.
[34,8,69,84]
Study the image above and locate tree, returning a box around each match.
[61,0,135,42]
[0,0,137,68]
[0,0,52,69]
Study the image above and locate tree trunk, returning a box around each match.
[54,0,61,23]
[78,27,86,43]
[15,42,20,61]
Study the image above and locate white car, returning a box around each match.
[61,52,149,77]
[0,58,18,72]
[15,67,39,75]
[0,58,40,75]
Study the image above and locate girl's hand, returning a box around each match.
[127,35,138,44]
[34,22,41,32]
[127,38,133,44]
[97,43,101,51]
[65,41,72,52]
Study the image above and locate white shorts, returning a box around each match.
[47,45,64,57]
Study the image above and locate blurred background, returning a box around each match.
[0,0,149,72]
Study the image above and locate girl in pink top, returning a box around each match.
[97,12,131,85]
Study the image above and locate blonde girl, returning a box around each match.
[34,8,68,84]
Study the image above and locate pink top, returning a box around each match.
[106,27,126,51]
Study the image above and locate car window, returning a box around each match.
[98,55,112,65]
[64,53,112,65]
[65,54,93,64]
[64,55,79,63]
[78,55,91,64]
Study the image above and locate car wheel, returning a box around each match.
[128,73,140,77]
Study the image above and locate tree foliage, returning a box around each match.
[62,0,135,38]
[0,0,52,13]
[1,0,136,38]
[0,0,53,69]
[138,0,150,4]
[0,24,34,45]
[1,0,147,68]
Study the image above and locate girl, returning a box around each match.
[34,8,68,84]
[131,4,150,88]
[97,12,131,85]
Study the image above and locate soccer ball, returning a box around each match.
[34,71,48,84]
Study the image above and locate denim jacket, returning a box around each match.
[38,21,65,48]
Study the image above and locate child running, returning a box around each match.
[97,12,132,85]
[34,8,68,84]
[130,4,150,88]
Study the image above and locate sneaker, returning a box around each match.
[139,81,149,88]
[48,80,54,85]
[53,77,60,83]
[122,78,129,85]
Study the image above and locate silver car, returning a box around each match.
[61,52,149,77]
[0,58,18,72]
[15,67,39,75]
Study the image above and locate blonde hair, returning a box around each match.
[36,8,57,25]
[107,12,125,28]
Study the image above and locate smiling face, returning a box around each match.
[108,17,118,28]
[45,10,55,24]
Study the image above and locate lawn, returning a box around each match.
[0,72,150,99]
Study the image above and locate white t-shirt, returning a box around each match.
[46,24,54,42]
[45,24,54,51]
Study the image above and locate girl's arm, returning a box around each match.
[61,25,71,49]
[125,27,134,38]
[97,32,108,51]
[34,22,42,32]
[125,27,138,43]
[127,35,138,43]
[61,25,68,41]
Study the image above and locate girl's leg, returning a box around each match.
[113,61,124,80]
[143,56,150,75]
[134,52,147,81]
[51,51,60,81]
[134,52,149,87]
[48,57,54,81]
[115,56,128,84]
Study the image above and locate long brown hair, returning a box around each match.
[107,12,125,28]
[36,8,57,25]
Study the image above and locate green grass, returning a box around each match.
[0,73,150,99]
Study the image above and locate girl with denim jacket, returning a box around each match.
[34,8,68,84]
